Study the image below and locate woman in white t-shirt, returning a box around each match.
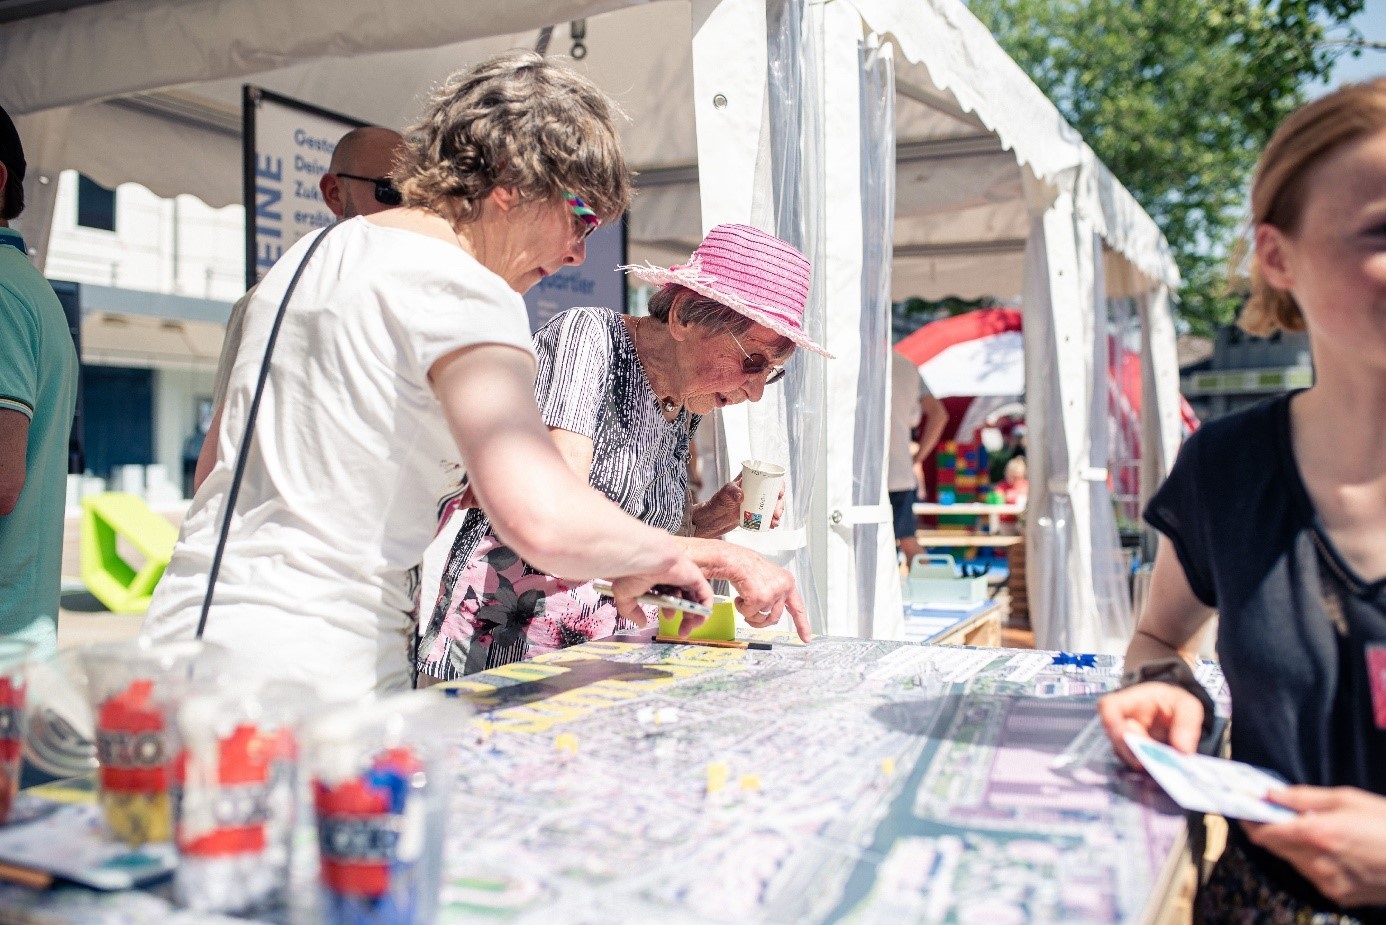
[144,52,711,700]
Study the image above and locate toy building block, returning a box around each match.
[80,492,178,614]
[657,596,737,641]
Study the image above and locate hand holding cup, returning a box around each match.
[738,460,786,532]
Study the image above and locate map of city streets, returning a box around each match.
[436,635,1225,924]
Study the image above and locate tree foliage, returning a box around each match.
[968,0,1363,335]
[891,294,1003,343]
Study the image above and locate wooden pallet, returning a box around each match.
[1007,537,1029,627]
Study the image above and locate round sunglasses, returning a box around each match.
[334,172,403,207]
[728,331,787,385]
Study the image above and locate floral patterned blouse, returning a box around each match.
[415,307,698,680]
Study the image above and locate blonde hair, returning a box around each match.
[1239,78,1386,336]
[1004,455,1027,483]
[395,51,631,224]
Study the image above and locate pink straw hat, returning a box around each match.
[620,223,832,357]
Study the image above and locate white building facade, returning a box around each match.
[40,170,243,499]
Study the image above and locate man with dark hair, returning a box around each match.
[192,125,405,490]
[0,104,79,660]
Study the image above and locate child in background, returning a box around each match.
[998,455,1028,506]
[1098,80,1386,921]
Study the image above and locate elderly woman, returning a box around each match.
[417,223,826,680]
[144,52,714,701]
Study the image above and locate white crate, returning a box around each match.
[905,554,989,605]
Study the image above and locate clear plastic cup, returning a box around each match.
[305,690,467,925]
[173,679,315,915]
[23,647,99,782]
[78,638,224,846]
[0,639,34,825]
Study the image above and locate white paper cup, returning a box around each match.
[739,460,786,532]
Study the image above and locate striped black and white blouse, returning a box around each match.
[416,306,699,679]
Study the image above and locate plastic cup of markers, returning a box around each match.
[0,639,34,825]
[78,638,225,847]
[305,690,468,925]
[173,679,315,915]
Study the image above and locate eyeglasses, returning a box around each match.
[564,191,601,239]
[334,172,403,207]
[728,331,787,385]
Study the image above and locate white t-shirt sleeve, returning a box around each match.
[379,256,535,378]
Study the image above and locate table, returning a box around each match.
[914,529,1022,548]
[906,600,1004,647]
[431,634,1217,923]
[913,501,1024,535]
[1,636,1226,924]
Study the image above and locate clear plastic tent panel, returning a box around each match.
[1087,240,1134,648]
[1110,294,1143,526]
[734,0,827,624]
[852,38,896,636]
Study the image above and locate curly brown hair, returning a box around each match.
[1238,78,1386,336]
[395,51,631,225]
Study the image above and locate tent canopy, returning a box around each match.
[1,0,1177,299]
[1,0,1185,651]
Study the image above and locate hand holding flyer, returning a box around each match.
[1123,733,1298,823]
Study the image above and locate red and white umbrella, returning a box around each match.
[895,308,1024,398]
[895,307,1199,438]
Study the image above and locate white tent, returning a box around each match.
[1,0,1184,652]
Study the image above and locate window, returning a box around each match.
[77,174,116,231]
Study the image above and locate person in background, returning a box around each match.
[0,104,79,662]
[888,348,948,564]
[417,224,818,679]
[987,422,1026,485]
[1098,79,1386,920]
[145,52,711,701]
[193,125,406,490]
[997,455,1028,506]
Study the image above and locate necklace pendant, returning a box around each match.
[661,397,679,416]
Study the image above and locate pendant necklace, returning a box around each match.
[634,317,681,418]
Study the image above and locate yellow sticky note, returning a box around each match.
[881,758,896,777]
[739,774,761,792]
[706,761,730,794]
[554,733,579,755]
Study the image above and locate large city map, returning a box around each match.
[433,635,1226,924]
[0,636,1226,925]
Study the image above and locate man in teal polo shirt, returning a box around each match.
[0,104,78,661]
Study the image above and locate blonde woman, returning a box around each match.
[1099,80,1386,919]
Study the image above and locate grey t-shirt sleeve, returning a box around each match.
[0,282,38,419]
[211,287,254,409]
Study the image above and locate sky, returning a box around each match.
[1316,0,1386,91]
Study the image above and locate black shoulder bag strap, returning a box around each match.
[195,221,345,639]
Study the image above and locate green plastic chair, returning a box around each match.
[80,492,178,615]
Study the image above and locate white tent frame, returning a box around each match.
[1,0,1183,652]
